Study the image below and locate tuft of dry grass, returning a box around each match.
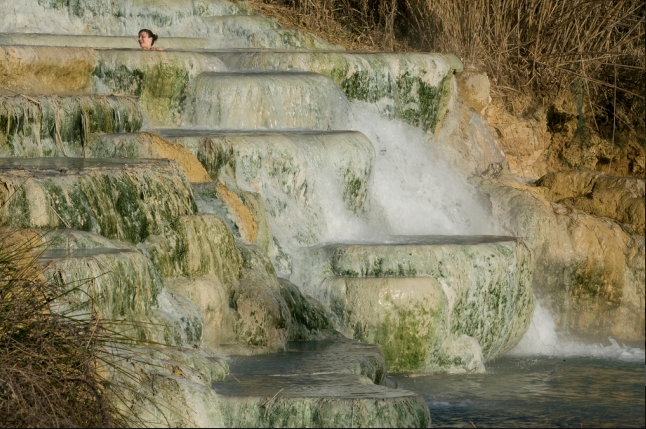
[1,228,109,427]
[0,227,133,428]
[249,0,645,142]
[244,0,413,51]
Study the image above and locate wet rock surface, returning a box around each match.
[214,339,430,428]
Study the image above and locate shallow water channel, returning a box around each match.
[393,356,645,428]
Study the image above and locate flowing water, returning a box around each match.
[394,304,645,428]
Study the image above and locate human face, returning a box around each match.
[138,32,153,50]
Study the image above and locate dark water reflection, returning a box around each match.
[393,357,645,428]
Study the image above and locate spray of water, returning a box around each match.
[340,103,500,238]
[509,302,645,362]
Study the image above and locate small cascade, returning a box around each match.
[214,51,462,131]
[510,302,645,362]
[160,129,374,263]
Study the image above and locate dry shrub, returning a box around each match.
[0,228,127,428]
[250,0,644,140]
[245,0,413,51]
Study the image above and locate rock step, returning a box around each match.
[37,243,204,347]
[213,51,463,132]
[0,94,143,157]
[0,158,196,244]
[214,339,430,428]
[288,237,534,370]
[1,47,227,128]
[161,129,374,276]
[2,47,460,131]
[186,72,350,130]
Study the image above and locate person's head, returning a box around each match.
[138,29,158,50]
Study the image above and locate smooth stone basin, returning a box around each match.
[214,339,430,427]
[186,72,351,130]
[288,237,535,372]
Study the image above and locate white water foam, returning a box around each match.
[509,302,645,362]
[347,103,500,236]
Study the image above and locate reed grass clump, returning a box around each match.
[0,228,126,428]
[250,0,645,138]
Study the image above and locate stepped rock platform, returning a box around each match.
[214,340,430,427]
[1,0,596,426]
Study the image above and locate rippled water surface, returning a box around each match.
[393,356,645,428]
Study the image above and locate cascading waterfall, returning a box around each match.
[346,103,501,237]
[3,0,642,424]
[260,102,502,248]
[510,302,645,362]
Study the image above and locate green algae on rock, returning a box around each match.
[295,238,535,372]
[38,245,205,346]
[0,158,196,244]
[215,51,462,131]
[142,213,242,284]
[320,277,452,372]
[92,50,225,127]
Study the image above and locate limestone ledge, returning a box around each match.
[117,340,429,427]
[0,94,142,157]
[0,0,251,36]
[88,132,212,183]
[165,130,375,276]
[0,158,196,244]
[216,51,463,132]
[93,50,226,127]
[1,0,340,50]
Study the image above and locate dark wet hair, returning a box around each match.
[138,29,158,45]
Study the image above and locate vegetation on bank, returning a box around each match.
[248,0,645,168]
[0,228,135,428]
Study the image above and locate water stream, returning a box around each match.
[395,303,645,427]
[394,356,644,428]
